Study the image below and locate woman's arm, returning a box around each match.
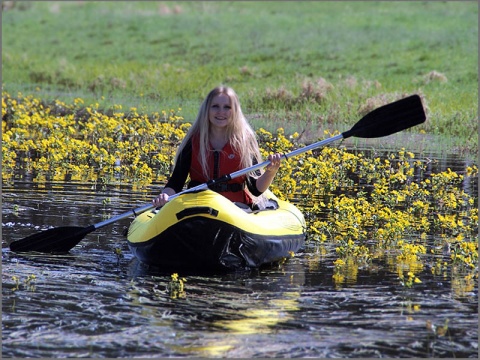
[251,153,282,193]
[153,140,192,207]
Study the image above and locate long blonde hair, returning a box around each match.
[175,86,263,180]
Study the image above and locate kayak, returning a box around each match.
[126,189,306,271]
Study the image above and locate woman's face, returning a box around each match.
[208,93,232,130]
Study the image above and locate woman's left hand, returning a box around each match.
[264,153,282,173]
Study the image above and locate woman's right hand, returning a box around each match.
[153,193,170,207]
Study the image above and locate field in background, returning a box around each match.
[2,1,478,156]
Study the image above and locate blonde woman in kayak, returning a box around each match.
[153,86,282,209]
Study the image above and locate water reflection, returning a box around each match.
[2,153,478,358]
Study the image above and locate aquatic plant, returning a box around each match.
[2,91,187,186]
[167,273,186,299]
[10,274,36,292]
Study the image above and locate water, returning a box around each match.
[2,154,478,358]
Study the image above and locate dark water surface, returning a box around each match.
[2,154,478,358]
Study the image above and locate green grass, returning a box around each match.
[2,1,478,156]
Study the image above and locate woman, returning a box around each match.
[153,86,282,209]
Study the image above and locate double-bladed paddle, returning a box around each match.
[9,94,426,253]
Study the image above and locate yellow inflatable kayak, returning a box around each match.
[127,189,306,271]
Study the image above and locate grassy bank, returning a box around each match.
[2,1,478,156]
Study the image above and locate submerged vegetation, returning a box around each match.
[2,92,477,291]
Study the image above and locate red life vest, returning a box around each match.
[190,136,253,204]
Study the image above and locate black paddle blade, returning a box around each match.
[9,225,95,253]
[342,94,426,139]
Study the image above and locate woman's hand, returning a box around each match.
[153,193,169,207]
[255,153,282,193]
[264,153,282,173]
[152,187,176,207]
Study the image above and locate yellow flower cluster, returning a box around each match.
[2,92,478,290]
[2,91,188,186]
[167,273,186,299]
[258,124,477,289]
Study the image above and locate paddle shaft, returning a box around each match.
[93,203,155,229]
[96,94,426,229]
[229,134,343,180]
[93,182,209,229]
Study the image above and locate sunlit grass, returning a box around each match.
[2,1,477,156]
